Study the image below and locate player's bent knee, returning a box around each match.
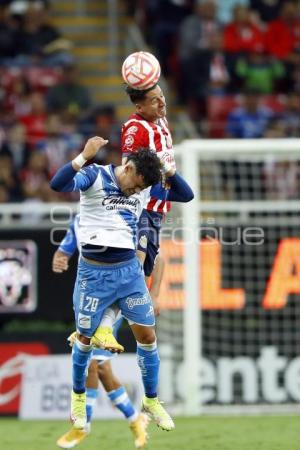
[131,324,156,344]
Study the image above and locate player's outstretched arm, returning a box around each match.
[50,136,108,192]
[52,218,78,273]
[151,162,194,203]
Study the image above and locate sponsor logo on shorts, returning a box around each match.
[126,294,151,309]
[80,279,87,290]
[146,305,154,317]
[78,313,91,329]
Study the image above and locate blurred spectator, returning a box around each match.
[291,64,300,92]
[216,0,250,24]
[19,91,47,147]
[265,1,300,63]
[226,89,274,138]
[235,45,285,94]
[280,92,300,137]
[4,73,32,117]
[179,0,220,62]
[206,31,232,94]
[46,63,91,119]
[263,117,286,138]
[0,5,18,62]
[250,0,285,23]
[178,0,221,118]
[79,105,121,165]
[223,5,265,55]
[11,1,72,66]
[143,0,193,76]
[19,151,54,201]
[263,159,300,200]
[180,30,232,104]
[0,122,29,170]
[0,153,23,201]
[0,181,10,202]
[36,114,83,176]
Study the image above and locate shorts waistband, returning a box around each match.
[80,256,138,270]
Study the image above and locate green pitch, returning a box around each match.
[0,415,299,450]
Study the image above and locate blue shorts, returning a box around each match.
[92,317,123,363]
[73,256,155,337]
[137,210,162,276]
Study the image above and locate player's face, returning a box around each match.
[137,85,166,122]
[119,163,147,197]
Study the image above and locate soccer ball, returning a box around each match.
[121,51,161,90]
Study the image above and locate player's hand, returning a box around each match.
[82,136,109,160]
[160,159,175,178]
[52,250,69,273]
[150,292,161,316]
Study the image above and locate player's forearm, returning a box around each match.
[150,256,165,297]
[167,173,194,202]
[50,162,77,192]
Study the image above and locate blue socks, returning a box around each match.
[136,341,160,398]
[107,386,138,421]
[72,339,93,393]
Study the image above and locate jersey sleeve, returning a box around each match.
[150,172,194,203]
[58,220,77,256]
[121,122,149,156]
[50,162,99,192]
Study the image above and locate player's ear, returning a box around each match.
[124,163,131,175]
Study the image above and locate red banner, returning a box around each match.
[0,342,49,414]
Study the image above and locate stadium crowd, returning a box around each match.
[0,0,300,204]
[0,0,122,203]
[135,0,300,137]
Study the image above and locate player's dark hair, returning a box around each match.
[125,84,158,103]
[126,148,162,187]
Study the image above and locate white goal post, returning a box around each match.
[162,138,300,415]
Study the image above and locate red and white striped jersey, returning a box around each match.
[121,113,175,213]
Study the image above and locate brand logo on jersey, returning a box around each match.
[78,313,91,329]
[139,235,148,249]
[126,126,138,135]
[125,135,134,147]
[126,294,151,309]
[102,196,139,210]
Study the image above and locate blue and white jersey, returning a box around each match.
[50,161,194,251]
[74,164,155,250]
[58,213,80,255]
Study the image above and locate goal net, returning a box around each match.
[157,139,300,415]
